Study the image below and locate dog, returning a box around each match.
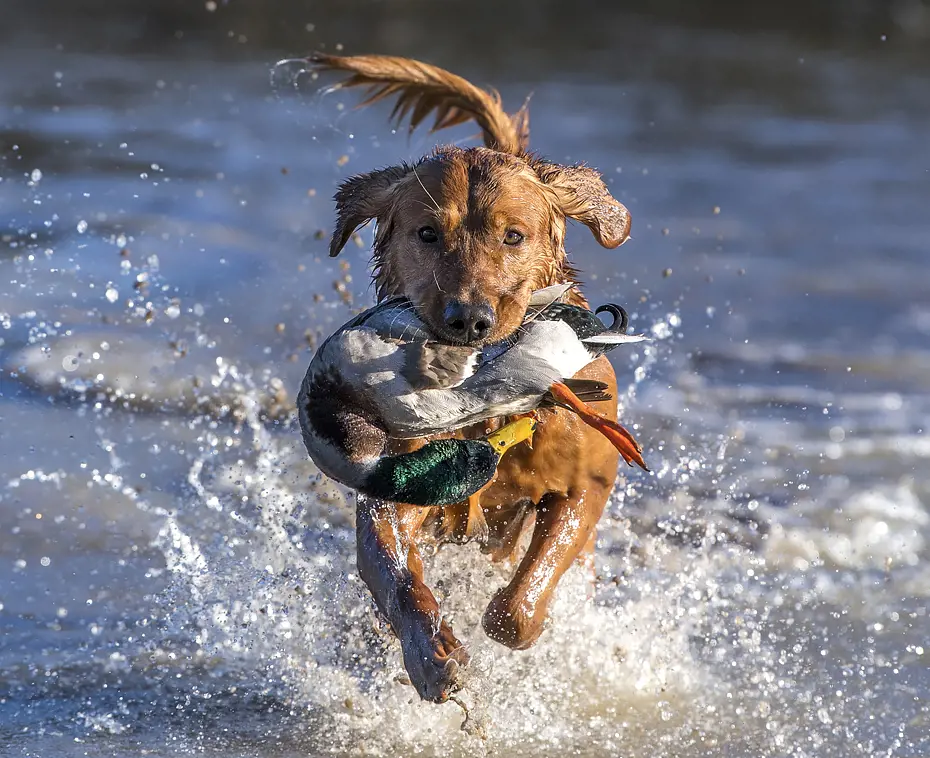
[309,53,632,702]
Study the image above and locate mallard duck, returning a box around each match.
[297,285,647,507]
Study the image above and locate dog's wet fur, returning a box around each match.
[313,53,632,702]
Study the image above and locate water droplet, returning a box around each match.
[77,219,88,234]
[271,58,313,91]
[651,322,672,339]
[105,287,119,303]
[882,393,903,410]
[658,701,674,721]
[30,168,42,182]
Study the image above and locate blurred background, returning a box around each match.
[1,2,929,756]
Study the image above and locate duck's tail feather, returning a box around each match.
[594,303,630,333]
[582,332,648,349]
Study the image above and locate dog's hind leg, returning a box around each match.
[356,494,470,702]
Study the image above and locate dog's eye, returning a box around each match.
[503,230,524,246]
[417,226,439,244]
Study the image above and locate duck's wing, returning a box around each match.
[336,297,410,331]
[381,322,587,436]
[352,298,437,343]
[523,283,576,323]
[400,341,480,390]
[313,298,423,378]
[527,283,575,308]
[362,300,482,390]
[462,320,589,406]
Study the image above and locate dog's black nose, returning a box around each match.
[443,301,496,343]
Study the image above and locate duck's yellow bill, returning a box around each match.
[486,417,537,456]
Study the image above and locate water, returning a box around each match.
[2,1,929,755]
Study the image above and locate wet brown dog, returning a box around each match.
[310,54,633,702]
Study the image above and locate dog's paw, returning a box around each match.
[482,587,547,650]
[398,615,470,703]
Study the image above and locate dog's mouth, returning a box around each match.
[427,324,493,349]
[404,307,473,347]
[410,290,530,348]
[416,308,510,348]
[424,315,525,349]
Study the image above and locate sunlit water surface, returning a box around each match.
[1,3,929,756]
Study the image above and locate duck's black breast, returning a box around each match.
[300,368,387,463]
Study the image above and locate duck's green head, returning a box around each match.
[364,418,537,506]
[367,439,496,506]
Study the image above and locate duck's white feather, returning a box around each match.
[582,333,648,346]
[458,320,593,407]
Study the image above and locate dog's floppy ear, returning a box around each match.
[330,164,411,257]
[533,161,631,249]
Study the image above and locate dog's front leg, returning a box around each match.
[356,494,470,702]
[481,483,611,650]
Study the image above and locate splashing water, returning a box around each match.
[6,281,926,756]
[270,58,319,95]
[152,369,713,756]
[135,311,913,758]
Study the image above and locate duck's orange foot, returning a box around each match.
[464,492,490,544]
[548,382,649,472]
[437,483,492,545]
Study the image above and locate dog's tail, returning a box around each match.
[309,53,529,155]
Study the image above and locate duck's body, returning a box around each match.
[298,286,646,506]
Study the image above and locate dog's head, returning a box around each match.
[328,146,630,346]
